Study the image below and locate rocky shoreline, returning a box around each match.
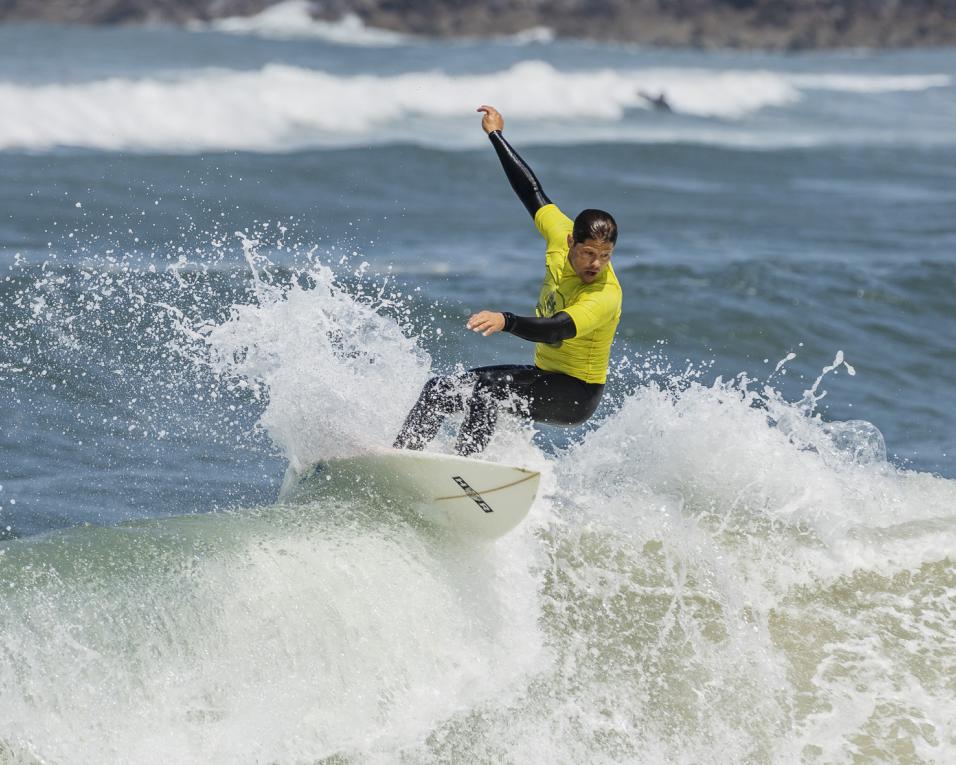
[1,0,955,50]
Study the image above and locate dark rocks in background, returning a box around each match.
[0,0,275,25]
[1,0,955,49]
[330,0,956,49]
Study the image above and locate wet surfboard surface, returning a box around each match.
[279,448,540,539]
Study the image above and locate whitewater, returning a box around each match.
[2,235,953,762]
[1,15,954,765]
[0,61,951,152]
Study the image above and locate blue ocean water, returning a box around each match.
[1,9,955,764]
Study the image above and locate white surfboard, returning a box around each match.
[279,448,540,539]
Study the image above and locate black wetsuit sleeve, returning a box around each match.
[502,311,576,343]
[488,130,552,218]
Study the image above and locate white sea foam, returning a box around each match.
[0,61,949,153]
[193,1,409,46]
[567,375,956,569]
[493,26,556,45]
[194,0,553,46]
[193,242,431,468]
[2,242,955,763]
[0,504,548,763]
[790,72,952,93]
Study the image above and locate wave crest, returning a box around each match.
[1,61,948,153]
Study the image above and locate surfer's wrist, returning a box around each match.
[502,311,516,332]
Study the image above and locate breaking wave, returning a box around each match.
[0,61,948,153]
[2,226,955,763]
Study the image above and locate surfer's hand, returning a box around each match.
[467,310,506,336]
[477,105,504,134]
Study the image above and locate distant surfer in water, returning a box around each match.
[394,105,622,456]
[638,89,672,113]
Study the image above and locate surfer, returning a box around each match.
[638,89,672,113]
[394,104,622,456]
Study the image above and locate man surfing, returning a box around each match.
[394,105,622,456]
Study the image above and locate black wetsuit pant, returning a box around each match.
[394,364,604,457]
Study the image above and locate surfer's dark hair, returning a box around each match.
[573,209,618,245]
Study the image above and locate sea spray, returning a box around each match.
[0,223,435,530]
[1,224,550,761]
[3,226,955,763]
[197,235,432,467]
[0,496,547,764]
[2,339,954,763]
[503,360,956,763]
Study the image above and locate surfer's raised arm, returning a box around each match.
[477,105,552,219]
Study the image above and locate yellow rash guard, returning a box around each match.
[532,204,622,384]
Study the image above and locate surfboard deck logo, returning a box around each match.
[451,476,494,513]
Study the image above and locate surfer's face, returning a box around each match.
[567,235,614,283]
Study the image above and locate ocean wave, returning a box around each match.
[789,72,952,93]
[3,233,955,762]
[0,61,949,153]
[193,2,409,46]
[191,0,554,46]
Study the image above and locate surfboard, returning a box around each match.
[279,448,540,539]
